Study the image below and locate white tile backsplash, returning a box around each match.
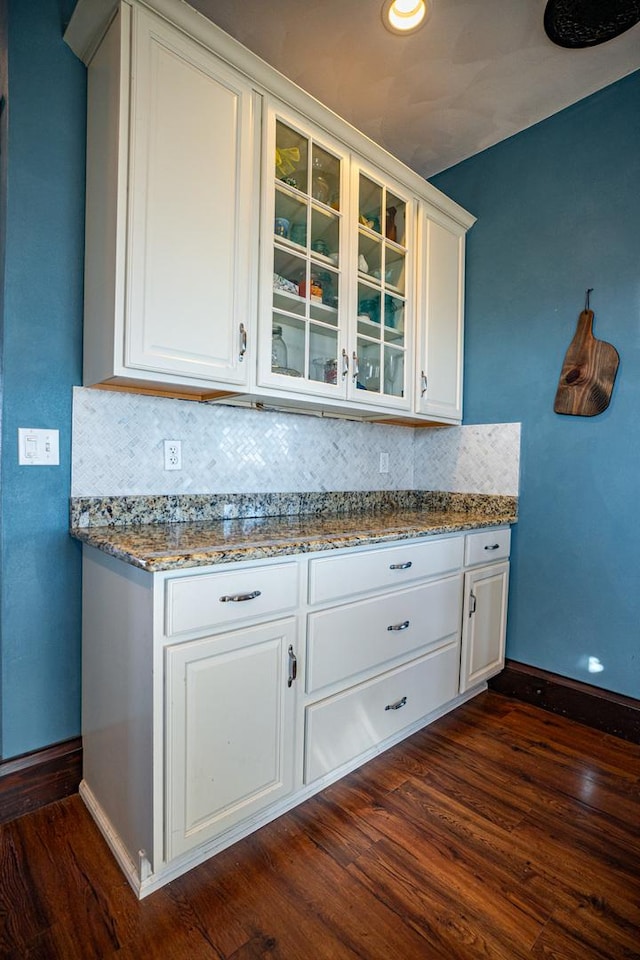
[414,421,521,495]
[71,387,520,497]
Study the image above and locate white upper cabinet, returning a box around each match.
[68,0,474,419]
[415,208,466,423]
[83,5,257,396]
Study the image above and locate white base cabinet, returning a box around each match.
[460,529,511,692]
[80,526,510,897]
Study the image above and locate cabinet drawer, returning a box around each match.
[165,562,299,637]
[465,528,511,566]
[304,639,460,784]
[307,575,462,694]
[309,536,463,605]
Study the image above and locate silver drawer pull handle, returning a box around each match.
[387,620,410,632]
[389,561,412,570]
[219,590,262,603]
[385,696,408,712]
[484,543,500,551]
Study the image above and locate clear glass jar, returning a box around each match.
[272,325,289,371]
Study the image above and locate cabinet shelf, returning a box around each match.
[358,224,406,254]
[356,271,405,299]
[273,288,339,320]
[356,319,405,345]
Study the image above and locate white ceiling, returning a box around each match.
[189,0,640,178]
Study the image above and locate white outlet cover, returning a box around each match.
[164,439,182,471]
[18,428,60,466]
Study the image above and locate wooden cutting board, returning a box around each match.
[554,297,619,417]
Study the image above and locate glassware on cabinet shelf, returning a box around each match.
[384,347,404,397]
[311,145,340,209]
[272,325,288,371]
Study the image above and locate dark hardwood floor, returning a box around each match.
[2,691,639,959]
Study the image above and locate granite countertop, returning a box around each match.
[70,492,517,573]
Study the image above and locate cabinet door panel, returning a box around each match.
[417,212,464,421]
[259,107,349,397]
[460,562,509,692]
[127,9,255,383]
[307,575,462,693]
[309,536,463,605]
[165,619,297,859]
[165,562,299,637]
[351,164,414,410]
[305,639,460,784]
[465,528,511,566]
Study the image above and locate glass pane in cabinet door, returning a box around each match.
[383,295,405,346]
[273,249,306,317]
[358,230,381,281]
[309,325,339,385]
[384,346,404,398]
[385,192,406,246]
[384,246,405,294]
[311,145,340,210]
[357,338,382,393]
[309,265,339,319]
[359,175,382,234]
[274,190,308,246]
[311,207,339,266]
[272,313,305,378]
[275,121,308,193]
[357,281,381,328]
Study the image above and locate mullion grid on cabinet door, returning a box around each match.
[353,168,410,405]
[269,114,345,393]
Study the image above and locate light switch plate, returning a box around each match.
[18,428,60,466]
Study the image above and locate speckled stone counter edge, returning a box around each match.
[70,490,518,528]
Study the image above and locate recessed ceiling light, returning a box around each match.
[382,0,432,35]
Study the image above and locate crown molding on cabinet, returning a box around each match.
[64,0,476,231]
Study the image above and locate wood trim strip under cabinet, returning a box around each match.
[0,737,82,824]
[489,659,640,744]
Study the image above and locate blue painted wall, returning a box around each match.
[0,0,85,758]
[433,71,640,698]
[0,7,637,762]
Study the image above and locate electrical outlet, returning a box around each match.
[379,451,390,474]
[164,440,182,471]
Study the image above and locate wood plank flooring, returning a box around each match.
[1,691,639,959]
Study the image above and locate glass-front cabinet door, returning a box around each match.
[350,166,413,409]
[259,107,348,396]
